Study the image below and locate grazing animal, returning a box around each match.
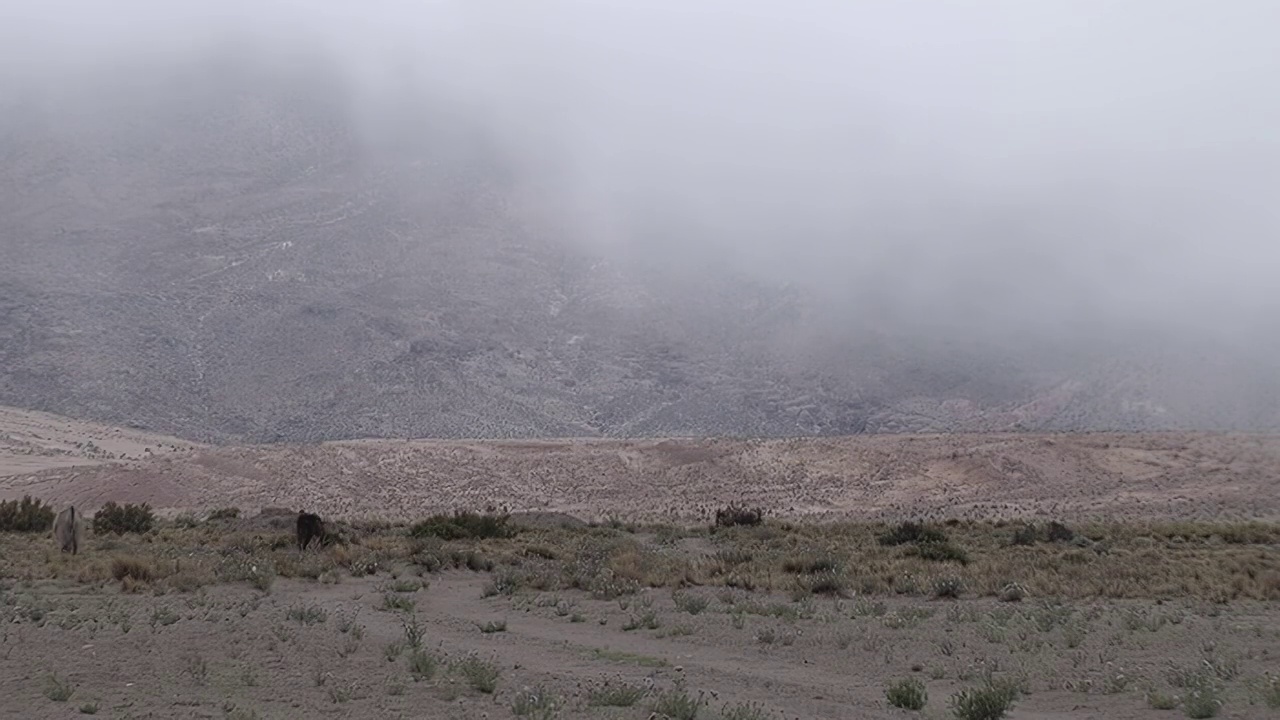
[53,506,83,555]
[297,512,324,551]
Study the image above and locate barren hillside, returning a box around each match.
[2,406,1276,522]
[2,45,1278,443]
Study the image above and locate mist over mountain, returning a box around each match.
[2,0,1278,442]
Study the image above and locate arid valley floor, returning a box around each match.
[1,406,1278,719]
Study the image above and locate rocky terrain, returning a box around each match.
[1,406,1276,523]
[2,44,1278,444]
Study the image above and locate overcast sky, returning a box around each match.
[4,0,1279,342]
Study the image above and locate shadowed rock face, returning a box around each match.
[2,45,1277,443]
[53,506,81,554]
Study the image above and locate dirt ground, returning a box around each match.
[2,407,1279,718]
[2,543,1279,720]
[2,406,1279,523]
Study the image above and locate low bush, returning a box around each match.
[409,511,514,540]
[93,502,155,535]
[588,681,647,707]
[1045,521,1075,543]
[879,522,948,547]
[0,496,56,532]
[932,576,965,599]
[886,677,928,710]
[455,655,500,693]
[1010,524,1038,546]
[110,556,156,583]
[949,679,1019,720]
[908,541,970,565]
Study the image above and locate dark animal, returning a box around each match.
[54,506,83,554]
[297,512,324,550]
[714,504,764,528]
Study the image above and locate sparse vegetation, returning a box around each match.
[997,582,1026,602]
[511,686,559,718]
[623,610,661,631]
[588,681,647,707]
[908,541,970,565]
[949,679,1019,720]
[879,521,949,547]
[380,593,415,612]
[410,511,515,540]
[932,576,965,599]
[1182,678,1223,719]
[207,507,241,521]
[720,701,777,720]
[1045,521,1076,543]
[111,556,156,584]
[672,589,710,614]
[0,496,55,532]
[286,603,328,625]
[1,502,1278,719]
[592,648,668,667]
[455,655,500,693]
[886,677,928,711]
[407,649,438,681]
[92,502,155,535]
[1261,673,1280,709]
[43,673,74,702]
[651,686,707,720]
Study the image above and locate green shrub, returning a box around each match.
[1010,524,1038,546]
[651,686,706,720]
[409,511,514,540]
[43,673,74,702]
[110,556,156,583]
[720,702,777,720]
[286,603,328,626]
[1184,682,1222,718]
[0,496,56,532]
[407,649,438,681]
[511,686,558,718]
[886,677,928,710]
[672,590,710,615]
[949,679,1019,720]
[795,570,848,596]
[879,522,948,547]
[588,681,647,707]
[381,593,416,612]
[92,502,155,534]
[207,507,240,521]
[1261,673,1280,709]
[932,576,965,599]
[455,655,500,693]
[782,554,840,574]
[908,541,970,565]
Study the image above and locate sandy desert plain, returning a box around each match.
[1,405,1279,720]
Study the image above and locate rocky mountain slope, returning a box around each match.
[2,47,1277,443]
